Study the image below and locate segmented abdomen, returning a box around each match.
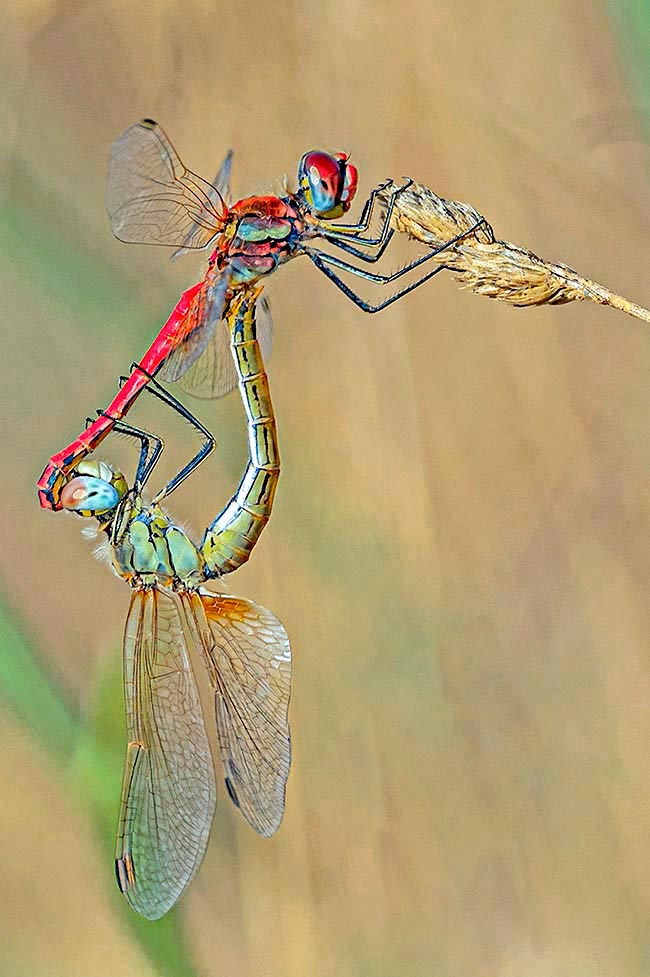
[201,289,279,575]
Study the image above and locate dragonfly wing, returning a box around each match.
[176,292,274,400]
[210,149,234,208]
[158,268,232,383]
[171,150,233,260]
[182,590,291,836]
[115,588,217,920]
[257,294,274,367]
[107,119,224,248]
[174,314,239,399]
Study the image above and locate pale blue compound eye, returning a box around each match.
[60,475,120,515]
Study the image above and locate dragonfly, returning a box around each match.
[60,285,290,919]
[38,118,486,510]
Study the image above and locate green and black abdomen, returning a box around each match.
[201,290,280,576]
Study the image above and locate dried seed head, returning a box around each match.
[380,181,650,322]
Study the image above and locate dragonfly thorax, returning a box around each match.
[216,196,305,284]
[110,504,204,589]
[61,464,204,588]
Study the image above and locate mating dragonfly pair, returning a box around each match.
[40,120,484,919]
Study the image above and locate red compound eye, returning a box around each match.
[298,150,358,217]
[340,160,358,209]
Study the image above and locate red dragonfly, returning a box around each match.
[38,119,483,509]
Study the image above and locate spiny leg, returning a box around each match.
[121,364,215,503]
[305,216,487,285]
[317,228,394,263]
[317,178,392,236]
[314,180,400,243]
[37,279,207,511]
[86,412,163,491]
[317,179,413,257]
[306,253,447,313]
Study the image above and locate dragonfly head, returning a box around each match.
[60,460,128,518]
[297,150,358,219]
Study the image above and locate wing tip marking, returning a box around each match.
[115,853,136,893]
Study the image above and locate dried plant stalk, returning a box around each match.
[379,181,650,323]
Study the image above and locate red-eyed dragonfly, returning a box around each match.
[60,287,289,919]
[38,119,484,509]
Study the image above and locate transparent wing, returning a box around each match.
[171,150,233,260]
[107,119,225,248]
[115,588,216,920]
[182,590,291,836]
[177,293,274,400]
[158,267,232,383]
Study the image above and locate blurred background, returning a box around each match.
[2,1,650,975]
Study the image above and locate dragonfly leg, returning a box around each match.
[305,215,487,285]
[317,178,396,238]
[314,180,387,235]
[318,179,413,257]
[316,228,394,263]
[306,252,447,313]
[125,365,215,503]
[37,280,206,512]
[89,412,164,491]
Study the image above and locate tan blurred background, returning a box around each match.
[2,1,650,975]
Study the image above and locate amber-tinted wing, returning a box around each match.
[181,590,291,836]
[176,293,274,399]
[171,150,233,260]
[158,267,232,384]
[107,119,225,248]
[115,588,216,920]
